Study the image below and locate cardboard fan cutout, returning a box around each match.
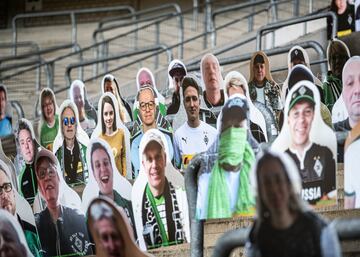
[271,80,337,208]
[91,92,132,179]
[87,197,153,257]
[81,137,135,237]
[132,129,189,250]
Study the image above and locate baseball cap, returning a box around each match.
[288,65,314,90]
[143,130,165,153]
[35,148,58,170]
[288,85,315,112]
[290,49,305,63]
[222,95,248,123]
[169,62,186,77]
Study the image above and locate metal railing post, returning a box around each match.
[203,0,212,50]
[248,0,255,32]
[193,0,198,30]
[70,12,77,53]
[293,0,300,16]
[155,22,160,69]
[45,62,55,90]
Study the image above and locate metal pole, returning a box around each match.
[293,0,299,16]
[70,12,77,53]
[204,0,211,50]
[193,0,198,30]
[248,0,255,32]
[155,22,160,69]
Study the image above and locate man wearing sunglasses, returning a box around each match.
[54,101,89,187]
[34,149,92,257]
[167,60,187,115]
[0,163,42,257]
[130,87,174,179]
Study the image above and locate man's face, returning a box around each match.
[291,58,305,68]
[142,141,166,192]
[0,91,6,118]
[202,56,221,91]
[19,129,34,164]
[92,148,113,196]
[253,63,265,84]
[0,221,27,257]
[184,86,200,123]
[138,89,156,127]
[61,107,76,140]
[172,70,184,91]
[0,170,15,216]
[73,87,84,112]
[95,218,123,257]
[104,81,115,95]
[42,96,55,123]
[36,158,59,210]
[288,101,314,148]
[138,71,153,87]
[343,61,360,127]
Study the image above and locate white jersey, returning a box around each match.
[174,121,217,169]
[344,140,360,208]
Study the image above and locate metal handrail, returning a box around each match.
[212,217,360,257]
[12,5,135,55]
[10,101,25,119]
[64,44,173,91]
[0,41,40,59]
[256,11,338,50]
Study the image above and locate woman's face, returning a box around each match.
[335,0,347,11]
[258,159,290,215]
[92,148,113,196]
[103,102,114,131]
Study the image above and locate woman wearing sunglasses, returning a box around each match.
[52,100,90,187]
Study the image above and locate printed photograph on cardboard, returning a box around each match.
[272,80,337,208]
[87,197,153,257]
[132,129,189,250]
[196,95,256,220]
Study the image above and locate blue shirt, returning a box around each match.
[0,116,12,137]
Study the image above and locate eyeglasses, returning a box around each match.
[139,101,155,111]
[0,183,12,195]
[36,166,57,180]
[63,116,76,126]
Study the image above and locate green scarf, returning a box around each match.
[207,127,255,219]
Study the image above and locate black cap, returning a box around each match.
[288,85,315,112]
[288,65,314,90]
[290,49,305,63]
[254,54,265,65]
[222,96,248,123]
[169,62,186,77]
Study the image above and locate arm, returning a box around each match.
[121,132,127,177]
[320,224,342,257]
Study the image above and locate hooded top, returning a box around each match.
[249,51,275,84]
[167,59,187,90]
[282,46,324,103]
[81,138,132,213]
[136,67,166,106]
[132,128,189,250]
[101,74,132,123]
[38,88,59,151]
[87,197,153,257]
[224,71,268,142]
[91,92,132,179]
[69,80,96,133]
[0,209,34,257]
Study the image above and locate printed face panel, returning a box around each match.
[272,81,337,208]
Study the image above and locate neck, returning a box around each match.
[150,181,165,198]
[271,209,297,229]
[48,204,60,221]
[187,118,200,128]
[255,80,265,87]
[206,89,221,106]
[349,118,359,129]
[105,127,114,136]
[65,137,75,149]
[338,6,346,15]
[143,123,157,133]
[291,141,311,158]
[47,116,55,126]
[106,190,114,200]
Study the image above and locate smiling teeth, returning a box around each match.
[101,176,109,182]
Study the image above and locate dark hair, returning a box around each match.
[181,76,200,96]
[90,142,111,172]
[101,96,117,134]
[0,85,7,100]
[16,119,32,144]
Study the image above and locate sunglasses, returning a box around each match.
[0,182,12,195]
[36,166,57,180]
[63,117,76,126]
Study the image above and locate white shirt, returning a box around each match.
[255,86,265,104]
[173,121,217,169]
[344,140,360,208]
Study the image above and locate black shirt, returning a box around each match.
[63,140,83,185]
[203,89,225,109]
[20,163,38,206]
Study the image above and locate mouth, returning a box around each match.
[101,175,109,184]
[46,184,54,191]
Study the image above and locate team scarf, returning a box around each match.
[207,127,255,219]
[142,179,185,249]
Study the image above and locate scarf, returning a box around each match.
[141,179,185,249]
[207,127,255,219]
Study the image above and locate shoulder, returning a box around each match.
[310,143,332,156]
[63,206,86,221]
